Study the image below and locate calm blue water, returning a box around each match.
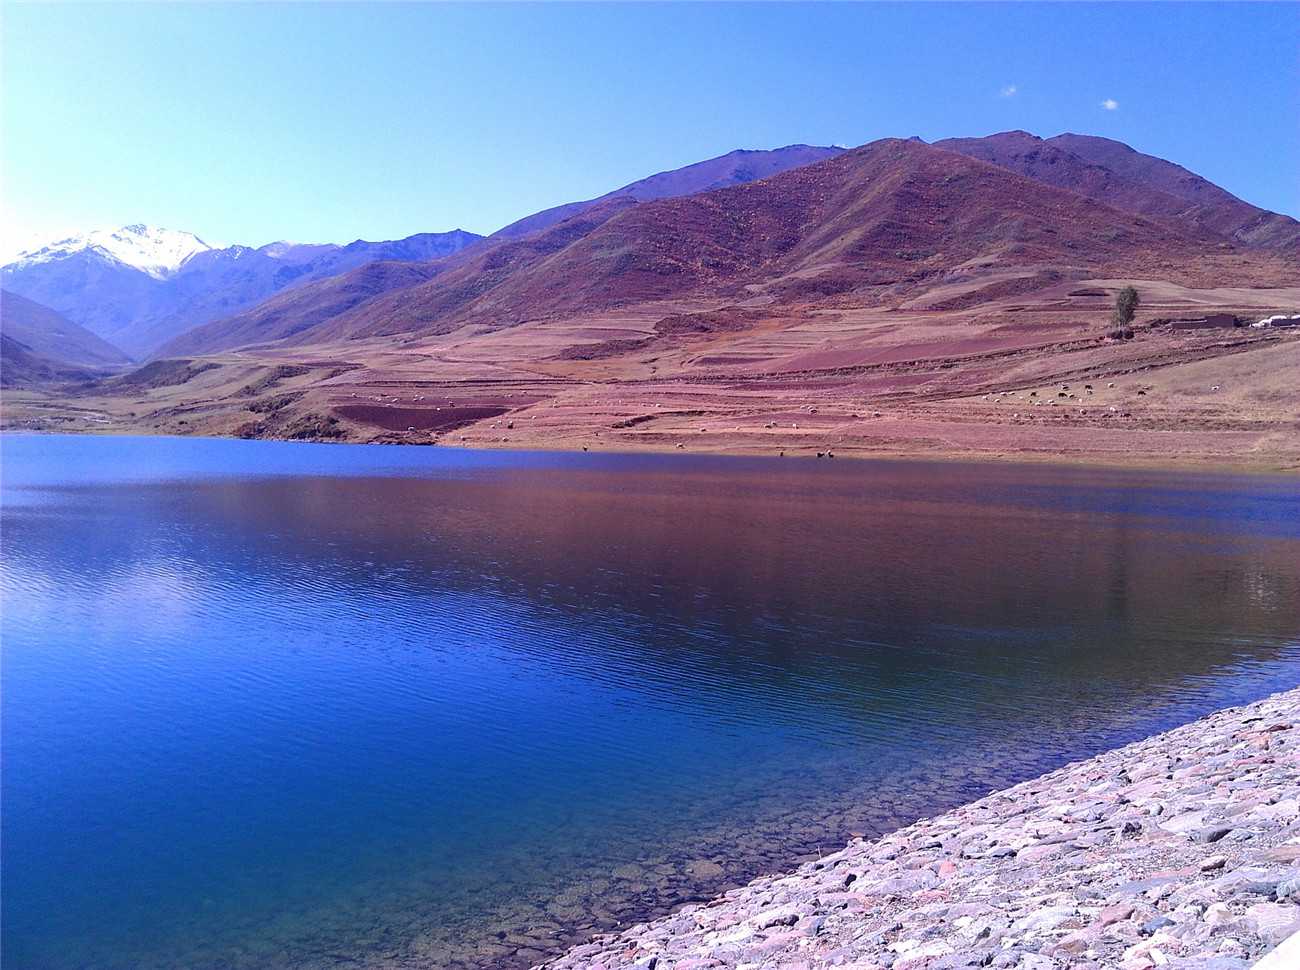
[3,434,1299,970]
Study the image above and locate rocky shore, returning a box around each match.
[541,688,1300,970]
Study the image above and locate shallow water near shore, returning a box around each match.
[3,434,1299,970]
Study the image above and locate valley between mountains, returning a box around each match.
[4,132,1298,470]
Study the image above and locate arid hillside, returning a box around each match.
[158,144,849,358]
[491,143,845,240]
[160,137,1292,358]
[6,132,1298,469]
[0,291,131,387]
[937,132,1300,252]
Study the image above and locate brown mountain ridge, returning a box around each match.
[936,131,1300,253]
[9,130,1299,471]
[162,134,1292,358]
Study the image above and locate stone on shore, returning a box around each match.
[539,688,1300,970]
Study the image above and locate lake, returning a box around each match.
[3,434,1298,970]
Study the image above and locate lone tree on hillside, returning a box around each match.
[1112,286,1140,327]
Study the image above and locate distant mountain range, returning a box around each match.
[4,133,1297,366]
[1,224,482,357]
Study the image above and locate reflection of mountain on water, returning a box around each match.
[17,458,1298,726]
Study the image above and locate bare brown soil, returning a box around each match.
[333,404,509,432]
[7,277,1298,472]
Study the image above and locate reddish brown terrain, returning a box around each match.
[936,132,1300,252]
[5,133,1298,470]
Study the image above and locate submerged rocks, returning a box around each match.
[686,860,725,880]
[541,689,1300,970]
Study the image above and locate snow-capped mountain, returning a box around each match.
[1,225,482,357]
[9,225,218,280]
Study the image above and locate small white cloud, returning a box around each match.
[1101,98,1119,111]
[1000,84,1018,98]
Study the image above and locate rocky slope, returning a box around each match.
[543,688,1300,970]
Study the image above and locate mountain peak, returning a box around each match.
[491,143,846,240]
[7,225,216,280]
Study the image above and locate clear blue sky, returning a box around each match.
[4,2,1296,254]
